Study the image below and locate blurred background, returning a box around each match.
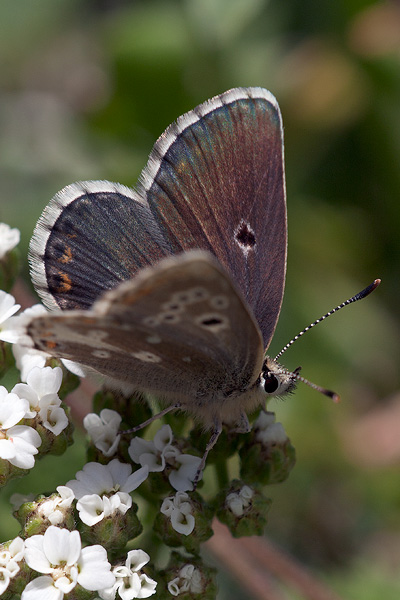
[0,0,399,598]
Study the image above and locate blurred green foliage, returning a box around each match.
[0,0,399,597]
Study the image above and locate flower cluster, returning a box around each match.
[84,412,203,492]
[160,491,195,536]
[23,526,115,598]
[0,363,71,474]
[0,536,25,595]
[3,463,156,599]
[66,459,148,527]
[128,424,202,492]
[100,550,157,600]
[0,223,296,600]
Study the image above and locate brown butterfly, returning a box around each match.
[26,88,380,482]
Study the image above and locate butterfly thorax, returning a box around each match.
[170,356,297,428]
[177,380,266,428]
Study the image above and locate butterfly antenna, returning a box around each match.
[274,279,381,361]
[287,366,341,403]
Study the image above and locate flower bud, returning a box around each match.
[13,488,75,537]
[239,411,296,485]
[32,409,74,457]
[93,388,153,430]
[214,479,271,537]
[0,536,30,599]
[154,491,213,554]
[78,500,143,555]
[158,551,217,600]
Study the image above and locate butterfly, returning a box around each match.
[25,87,379,480]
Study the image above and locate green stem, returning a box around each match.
[214,459,229,489]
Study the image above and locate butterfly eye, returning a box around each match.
[263,372,279,394]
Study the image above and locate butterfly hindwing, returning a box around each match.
[28,252,264,401]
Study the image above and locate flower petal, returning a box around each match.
[21,575,63,600]
[78,545,115,591]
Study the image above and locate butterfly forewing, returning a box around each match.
[28,252,264,402]
[140,87,287,348]
[29,182,171,311]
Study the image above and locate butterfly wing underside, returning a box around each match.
[27,252,264,405]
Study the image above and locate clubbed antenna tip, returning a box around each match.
[355,278,381,301]
[325,389,341,404]
[291,370,341,403]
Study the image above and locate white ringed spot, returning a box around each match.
[92,349,111,359]
[161,299,183,313]
[131,350,161,363]
[209,295,229,309]
[159,312,181,324]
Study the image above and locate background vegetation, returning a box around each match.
[0,0,399,598]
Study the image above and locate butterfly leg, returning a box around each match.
[121,403,182,434]
[231,410,251,434]
[193,420,223,489]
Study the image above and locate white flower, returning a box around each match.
[254,411,288,445]
[0,223,20,258]
[0,387,29,427]
[0,292,20,342]
[66,459,149,498]
[99,549,157,599]
[12,311,47,375]
[37,486,75,526]
[9,305,49,379]
[0,537,25,594]
[66,459,148,526]
[168,454,202,492]
[13,366,63,416]
[0,425,42,469]
[6,302,86,380]
[39,402,69,436]
[13,343,48,383]
[129,425,201,491]
[0,386,41,469]
[12,366,68,435]
[160,491,195,536]
[0,301,38,346]
[84,409,122,457]
[76,491,132,527]
[226,485,254,517]
[22,526,115,599]
[167,564,204,596]
[0,567,11,595]
[128,424,173,472]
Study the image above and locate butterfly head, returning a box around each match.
[260,356,298,397]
